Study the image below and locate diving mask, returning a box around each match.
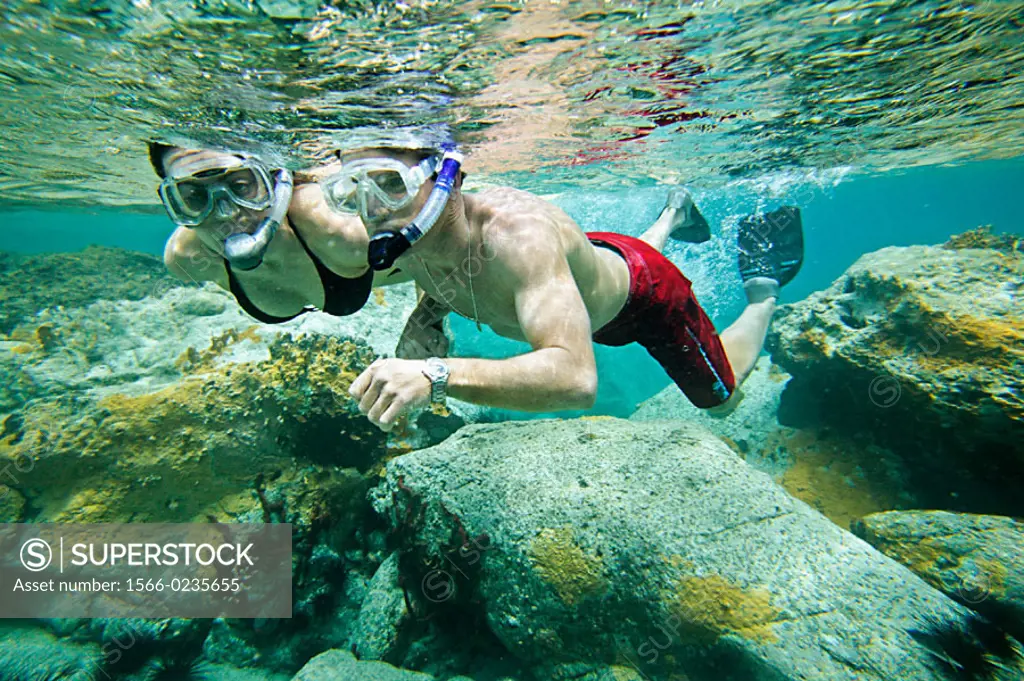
[158,157,274,228]
[320,155,439,223]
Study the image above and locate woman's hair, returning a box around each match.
[147,142,174,178]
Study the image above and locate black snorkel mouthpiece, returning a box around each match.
[223,169,294,271]
[368,229,412,271]
[367,150,463,271]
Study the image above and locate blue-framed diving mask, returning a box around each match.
[320,150,463,271]
[320,155,439,224]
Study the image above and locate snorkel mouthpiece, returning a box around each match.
[368,150,463,271]
[223,169,293,271]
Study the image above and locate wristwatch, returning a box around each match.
[422,357,450,406]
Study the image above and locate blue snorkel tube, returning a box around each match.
[223,169,294,271]
[368,149,464,271]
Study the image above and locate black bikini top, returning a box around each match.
[224,222,373,324]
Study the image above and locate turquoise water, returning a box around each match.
[2,0,1024,678]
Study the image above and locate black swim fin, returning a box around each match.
[665,187,712,243]
[737,206,804,287]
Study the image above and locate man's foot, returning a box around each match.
[664,187,711,243]
[737,206,804,293]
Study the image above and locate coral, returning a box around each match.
[528,526,607,606]
[943,225,1023,254]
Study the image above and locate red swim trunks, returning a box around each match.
[587,232,736,408]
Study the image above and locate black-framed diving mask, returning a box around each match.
[320,155,439,223]
[158,157,274,228]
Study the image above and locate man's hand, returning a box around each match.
[349,358,432,431]
[396,319,449,360]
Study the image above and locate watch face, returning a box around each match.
[427,358,449,380]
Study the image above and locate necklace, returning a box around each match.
[418,225,483,332]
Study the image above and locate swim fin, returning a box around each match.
[737,206,804,287]
[665,187,712,243]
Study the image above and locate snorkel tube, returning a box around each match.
[223,169,294,271]
[368,149,464,271]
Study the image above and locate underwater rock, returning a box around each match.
[347,552,412,664]
[631,356,791,472]
[767,237,1024,513]
[0,246,180,334]
[291,649,437,681]
[1,333,383,671]
[0,282,414,407]
[373,418,1022,681]
[854,510,1024,641]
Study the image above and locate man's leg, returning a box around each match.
[639,188,711,252]
[719,289,777,386]
[712,206,805,411]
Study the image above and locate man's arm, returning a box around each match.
[395,288,451,359]
[349,233,598,430]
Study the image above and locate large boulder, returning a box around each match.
[292,649,436,681]
[631,356,791,471]
[767,235,1023,514]
[853,510,1024,641]
[373,418,1022,681]
[0,331,384,524]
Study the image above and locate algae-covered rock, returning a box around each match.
[0,246,180,334]
[292,649,437,681]
[767,237,1024,513]
[0,332,383,524]
[1,331,385,671]
[373,418,1022,681]
[853,510,1024,640]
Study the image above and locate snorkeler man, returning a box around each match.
[326,145,803,432]
[150,144,408,323]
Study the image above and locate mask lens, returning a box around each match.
[223,168,269,203]
[176,181,211,216]
[368,169,409,199]
[325,175,359,214]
